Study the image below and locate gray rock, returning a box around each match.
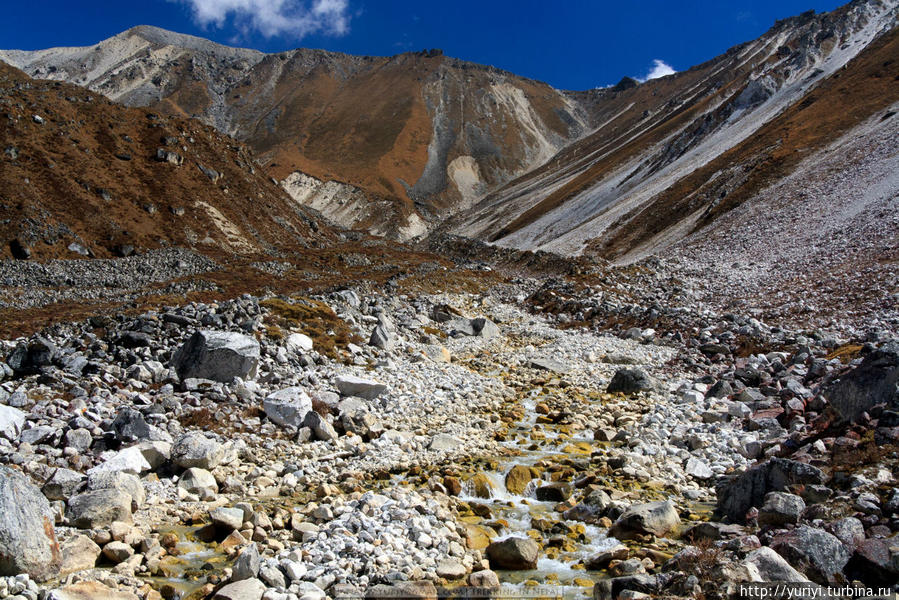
[285,333,313,353]
[20,425,56,445]
[87,471,145,510]
[171,330,260,382]
[606,369,652,394]
[0,466,61,581]
[232,543,260,581]
[66,489,132,528]
[210,507,244,531]
[593,574,658,600]
[110,407,150,442]
[436,558,466,580]
[742,547,810,583]
[258,563,286,588]
[178,468,218,496]
[564,489,612,524]
[302,411,338,441]
[102,540,134,563]
[758,492,805,527]
[525,358,568,373]
[717,458,824,523]
[264,387,312,428]
[770,526,849,584]
[42,468,86,501]
[429,433,461,451]
[685,457,714,480]
[825,341,898,422]
[369,324,395,351]
[58,534,101,575]
[213,578,265,600]
[335,375,387,400]
[468,569,500,588]
[585,543,629,570]
[486,537,538,570]
[0,405,26,440]
[472,317,500,339]
[172,432,224,469]
[63,428,92,453]
[6,337,56,375]
[610,500,681,539]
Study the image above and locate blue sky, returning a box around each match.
[2,0,844,90]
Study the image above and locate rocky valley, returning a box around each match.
[0,1,897,600]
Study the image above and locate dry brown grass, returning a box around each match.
[261,296,362,360]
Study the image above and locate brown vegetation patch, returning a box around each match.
[261,296,362,360]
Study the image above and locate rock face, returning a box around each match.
[610,500,681,539]
[0,466,61,581]
[486,537,539,570]
[717,458,824,523]
[825,342,899,422]
[171,330,260,382]
[606,369,652,394]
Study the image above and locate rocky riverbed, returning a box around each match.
[0,274,897,600]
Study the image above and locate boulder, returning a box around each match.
[0,466,61,581]
[335,375,387,400]
[42,468,86,501]
[770,526,849,584]
[59,534,101,575]
[525,358,568,373]
[504,465,535,496]
[232,543,260,581]
[6,336,56,375]
[468,569,500,588]
[369,324,395,351]
[285,333,313,353]
[486,537,539,570]
[110,407,150,442]
[716,458,824,523]
[435,558,466,580]
[210,507,244,531]
[825,341,899,422]
[742,547,810,583]
[685,457,714,480]
[564,489,613,524]
[87,446,152,476]
[826,517,865,551]
[264,387,313,428]
[66,489,132,528]
[171,330,260,382]
[0,404,25,440]
[593,575,658,600]
[606,369,652,394]
[178,468,218,496]
[585,543,629,570]
[758,492,805,527]
[102,540,134,564]
[472,317,500,339]
[86,471,145,510]
[47,581,140,600]
[302,410,338,441]
[610,500,681,539]
[535,482,572,502]
[213,578,265,600]
[172,432,225,470]
[845,538,899,586]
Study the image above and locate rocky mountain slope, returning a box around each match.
[0,27,593,240]
[444,0,898,261]
[0,61,334,261]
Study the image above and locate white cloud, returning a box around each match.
[177,0,350,39]
[640,59,676,82]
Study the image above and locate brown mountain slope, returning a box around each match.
[0,29,592,239]
[0,62,332,260]
[443,0,898,258]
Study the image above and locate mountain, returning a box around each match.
[443,0,898,261]
[1,0,896,260]
[0,61,333,261]
[0,26,593,240]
